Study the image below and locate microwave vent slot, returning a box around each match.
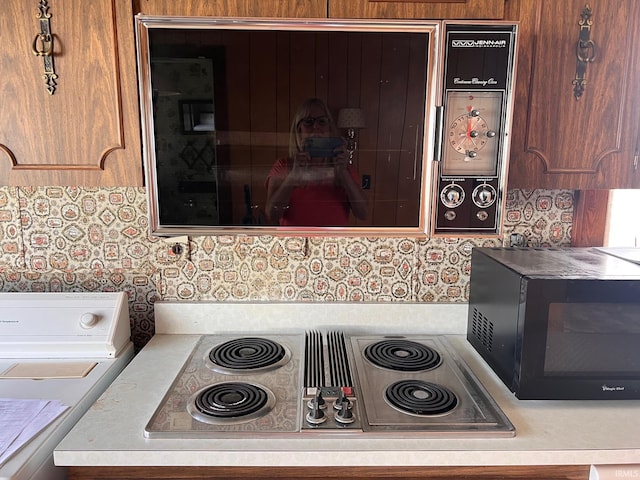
[471,308,494,352]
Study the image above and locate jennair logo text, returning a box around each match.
[601,385,625,391]
[452,39,507,48]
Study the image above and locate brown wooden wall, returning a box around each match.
[153,29,428,226]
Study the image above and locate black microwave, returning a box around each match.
[467,247,640,400]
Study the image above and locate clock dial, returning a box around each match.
[449,111,491,154]
[442,91,503,177]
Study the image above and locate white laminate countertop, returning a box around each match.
[53,303,640,468]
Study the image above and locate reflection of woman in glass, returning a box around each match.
[265,98,368,226]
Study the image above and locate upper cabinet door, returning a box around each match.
[0,0,142,186]
[136,0,328,17]
[506,0,640,190]
[330,0,505,19]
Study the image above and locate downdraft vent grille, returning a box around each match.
[304,330,324,387]
[304,331,353,388]
[327,331,353,388]
[471,308,494,352]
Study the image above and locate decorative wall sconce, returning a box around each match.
[337,108,366,161]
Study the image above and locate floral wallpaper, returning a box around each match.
[0,186,573,349]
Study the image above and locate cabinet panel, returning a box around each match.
[330,0,505,19]
[0,0,142,186]
[135,0,328,17]
[506,0,640,189]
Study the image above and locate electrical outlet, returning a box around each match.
[509,233,526,247]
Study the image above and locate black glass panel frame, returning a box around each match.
[135,16,439,236]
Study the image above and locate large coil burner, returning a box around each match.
[188,381,276,425]
[363,339,442,372]
[384,380,458,416]
[207,337,291,374]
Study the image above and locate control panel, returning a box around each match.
[301,386,362,432]
[433,22,518,236]
[0,292,131,358]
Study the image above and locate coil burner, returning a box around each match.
[363,339,442,371]
[385,380,458,416]
[207,337,291,374]
[187,381,276,425]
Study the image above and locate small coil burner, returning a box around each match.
[363,339,442,371]
[207,337,290,374]
[385,380,458,416]
[188,381,276,424]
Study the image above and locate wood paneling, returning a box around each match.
[329,0,505,19]
[135,0,328,17]
[68,464,591,480]
[571,190,609,247]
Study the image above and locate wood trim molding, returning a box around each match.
[68,464,592,480]
[571,190,610,247]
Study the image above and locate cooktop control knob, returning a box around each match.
[335,399,355,424]
[307,389,326,410]
[333,388,351,411]
[306,398,326,425]
[79,312,99,329]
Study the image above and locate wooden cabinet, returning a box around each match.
[505,0,640,189]
[134,0,327,17]
[135,0,504,19]
[68,464,591,480]
[0,0,143,186]
[330,0,505,19]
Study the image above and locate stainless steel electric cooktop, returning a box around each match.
[145,331,514,438]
